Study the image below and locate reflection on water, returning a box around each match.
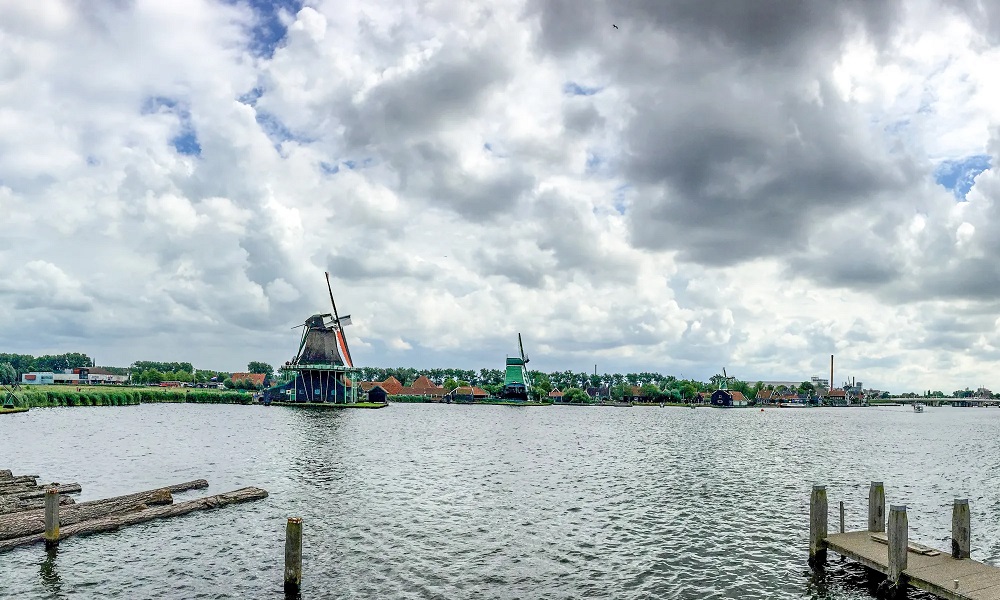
[1,403,998,599]
[39,546,62,597]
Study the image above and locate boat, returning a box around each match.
[777,401,808,408]
[913,402,925,413]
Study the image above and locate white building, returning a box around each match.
[20,368,128,385]
[77,367,129,384]
[810,376,830,390]
[21,372,55,385]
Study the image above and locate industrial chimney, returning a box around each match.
[830,355,834,392]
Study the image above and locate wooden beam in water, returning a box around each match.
[0,479,208,535]
[0,487,268,553]
[2,483,82,500]
[0,495,75,515]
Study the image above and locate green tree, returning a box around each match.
[798,381,816,394]
[640,383,661,402]
[0,362,16,385]
[563,387,590,404]
[530,372,553,394]
[443,378,460,391]
[247,362,274,378]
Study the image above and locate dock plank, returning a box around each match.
[825,531,1000,600]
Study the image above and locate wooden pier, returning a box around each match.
[810,482,1000,599]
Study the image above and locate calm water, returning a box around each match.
[1,403,998,599]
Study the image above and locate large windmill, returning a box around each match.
[501,333,533,401]
[263,272,359,404]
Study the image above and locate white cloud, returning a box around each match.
[1,0,1000,392]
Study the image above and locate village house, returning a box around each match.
[444,386,489,402]
[359,382,388,404]
[711,389,749,407]
[230,372,268,388]
[755,389,775,404]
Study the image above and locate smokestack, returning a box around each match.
[830,355,834,391]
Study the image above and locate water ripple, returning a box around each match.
[1,403,997,598]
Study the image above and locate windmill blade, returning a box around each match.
[518,333,528,363]
[325,271,354,367]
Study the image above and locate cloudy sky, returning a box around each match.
[2,0,999,391]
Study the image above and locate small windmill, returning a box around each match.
[500,333,533,401]
[2,383,18,408]
[720,368,736,390]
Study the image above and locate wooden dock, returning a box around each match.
[826,530,1000,599]
[810,483,1000,599]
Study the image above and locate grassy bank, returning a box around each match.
[8,385,254,408]
[0,406,30,414]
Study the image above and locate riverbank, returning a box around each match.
[9,385,254,408]
[270,401,388,409]
[0,406,29,414]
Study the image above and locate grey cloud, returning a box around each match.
[473,246,550,289]
[785,239,903,290]
[325,248,437,282]
[946,0,1000,43]
[562,101,605,136]
[344,45,512,148]
[527,0,918,268]
[527,0,902,63]
[384,141,536,219]
[625,79,916,265]
[531,190,639,283]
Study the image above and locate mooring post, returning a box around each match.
[284,517,303,593]
[43,488,60,548]
[809,485,828,564]
[868,481,885,532]
[839,500,845,533]
[952,498,971,559]
[887,505,908,587]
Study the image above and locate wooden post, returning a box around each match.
[887,505,908,587]
[809,485,828,563]
[839,500,845,533]
[868,481,885,532]
[952,498,970,559]
[284,517,302,593]
[43,488,59,548]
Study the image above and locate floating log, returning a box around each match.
[0,495,74,515]
[0,480,207,540]
[0,490,170,540]
[4,483,82,500]
[0,484,35,496]
[0,487,268,552]
[0,475,39,485]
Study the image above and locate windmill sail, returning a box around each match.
[326,272,353,368]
